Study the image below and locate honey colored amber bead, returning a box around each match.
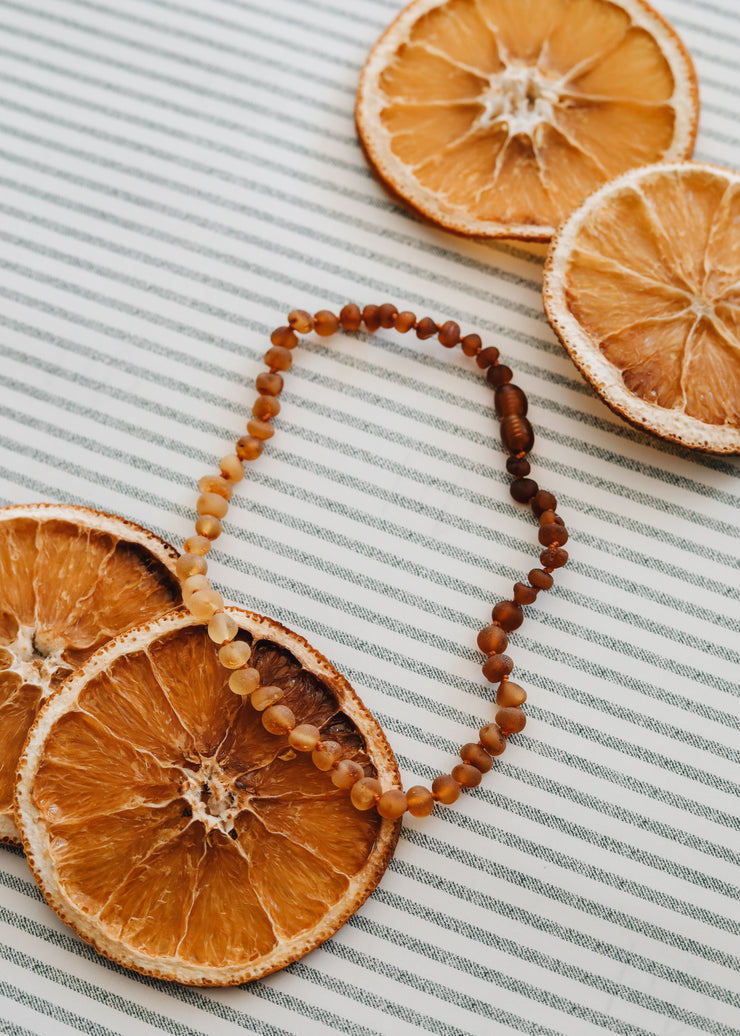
[491,600,524,631]
[378,303,398,328]
[331,759,364,789]
[496,706,526,735]
[288,309,313,333]
[314,310,339,336]
[236,436,263,461]
[247,418,275,441]
[252,394,281,420]
[460,743,493,773]
[479,723,506,755]
[362,304,381,332]
[176,553,207,579]
[476,624,508,655]
[195,515,222,540]
[406,786,434,817]
[256,371,283,396]
[513,582,538,605]
[475,346,499,368]
[460,333,481,357]
[500,415,534,455]
[452,763,482,788]
[351,777,382,811]
[415,316,437,340]
[186,588,222,619]
[251,684,283,711]
[532,490,557,515]
[487,364,513,387]
[199,474,233,500]
[529,569,554,590]
[288,723,321,752]
[395,310,416,333]
[220,452,244,482]
[496,681,527,707]
[271,326,298,350]
[182,574,209,599]
[197,492,229,519]
[218,639,252,668]
[438,320,460,347]
[482,653,513,682]
[311,740,342,771]
[377,789,408,819]
[432,774,460,804]
[339,303,362,330]
[264,346,292,372]
[540,547,568,569]
[183,535,212,556]
[510,478,538,503]
[262,704,295,734]
[229,667,261,696]
[539,523,568,547]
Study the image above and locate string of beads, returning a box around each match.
[175,303,568,821]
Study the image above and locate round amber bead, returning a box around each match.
[510,478,538,503]
[289,724,321,752]
[331,759,364,789]
[415,316,437,340]
[491,601,524,631]
[432,774,460,804]
[187,588,222,619]
[229,667,260,696]
[377,789,407,819]
[529,568,554,590]
[195,515,221,540]
[496,681,527,707]
[540,547,568,569]
[395,310,416,333]
[339,303,362,330]
[496,706,526,735]
[270,326,298,350]
[460,333,481,357]
[476,624,508,655]
[460,743,493,773]
[452,763,482,788]
[208,612,238,645]
[539,523,568,547]
[475,346,499,368]
[351,777,382,810]
[312,740,342,771]
[378,303,398,328]
[183,535,212,556]
[220,452,243,482]
[288,309,313,333]
[251,685,283,711]
[487,364,513,387]
[406,785,435,817]
[438,320,460,347]
[362,304,381,332]
[198,474,233,500]
[513,582,538,605]
[197,493,228,519]
[479,723,506,756]
[236,436,263,461]
[252,395,281,420]
[532,490,557,516]
[264,346,292,372]
[482,653,513,682]
[256,371,283,396]
[506,456,530,477]
[176,553,207,579]
[246,418,275,441]
[218,639,252,668]
[263,704,295,734]
[314,310,339,336]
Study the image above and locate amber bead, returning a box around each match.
[487,364,513,387]
[506,456,530,477]
[183,535,212,556]
[229,667,260,696]
[236,436,263,461]
[199,474,233,500]
[314,310,339,336]
[477,624,508,655]
[351,777,382,810]
[288,723,321,752]
[513,581,538,605]
[479,723,506,756]
[482,653,513,682]
[377,789,408,819]
[176,553,207,579]
[218,639,252,668]
[252,394,280,420]
[220,454,244,483]
[438,320,460,347]
[263,704,295,734]
[339,303,362,330]
[460,333,481,357]
[452,763,482,788]
[251,684,283,711]
[510,478,538,503]
[494,383,528,418]
[496,706,526,735]
[288,308,313,333]
[529,568,554,590]
[332,759,364,789]
[264,345,292,372]
[195,515,221,540]
[496,681,527,707]
[256,371,283,396]
[500,415,534,455]
[540,546,568,569]
[538,509,556,527]
[378,303,398,328]
[395,310,416,333]
[197,492,228,519]
[406,786,435,817]
[270,326,298,350]
[491,600,524,631]
[415,316,437,340]
[245,418,273,441]
[532,490,557,516]
[362,304,381,332]
[432,774,460,804]
[475,346,499,368]
[312,740,342,771]
[539,523,568,547]
[460,743,493,773]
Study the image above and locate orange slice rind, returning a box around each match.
[543,161,740,454]
[0,503,181,845]
[15,607,401,986]
[356,0,698,239]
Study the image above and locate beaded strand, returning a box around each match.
[175,303,568,821]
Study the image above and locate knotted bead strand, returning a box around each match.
[176,304,568,821]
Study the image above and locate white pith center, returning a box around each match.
[182,760,241,836]
[479,65,560,138]
[0,626,69,695]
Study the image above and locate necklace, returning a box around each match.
[175,302,569,820]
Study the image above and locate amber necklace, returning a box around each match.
[175,303,569,821]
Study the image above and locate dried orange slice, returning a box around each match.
[15,608,400,985]
[356,0,698,239]
[0,504,181,845]
[543,162,740,453]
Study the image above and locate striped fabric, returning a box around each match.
[0,0,738,1033]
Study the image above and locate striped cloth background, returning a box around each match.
[0,0,738,1033]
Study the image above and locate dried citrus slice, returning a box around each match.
[0,503,181,845]
[543,162,740,453]
[356,0,698,239]
[15,608,400,985]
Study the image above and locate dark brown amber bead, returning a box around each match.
[513,581,538,605]
[487,364,513,387]
[452,763,482,788]
[482,653,513,682]
[314,310,339,337]
[378,303,398,328]
[496,681,527,707]
[491,600,524,631]
[500,415,534,455]
[529,568,554,590]
[288,308,313,333]
[540,547,568,569]
[438,320,461,347]
[510,478,538,503]
[506,456,530,477]
[432,774,460,804]
[406,786,435,817]
[339,303,362,330]
[477,624,508,654]
[460,333,481,357]
[479,723,506,755]
[271,326,298,349]
[264,346,292,372]
[532,490,557,516]
[538,509,557,526]
[415,316,438,339]
[494,383,528,418]
[475,346,500,368]
[496,706,526,735]
[395,310,416,333]
[539,523,568,547]
[362,304,382,332]
[236,436,263,461]
[253,394,281,420]
[460,743,493,773]
[256,371,283,396]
